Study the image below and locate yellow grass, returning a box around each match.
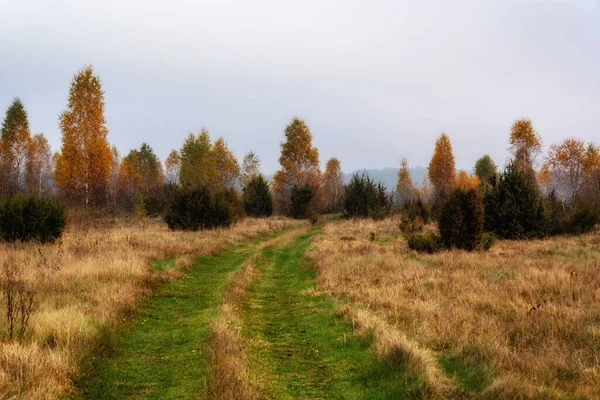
[308,218,600,398]
[0,216,298,399]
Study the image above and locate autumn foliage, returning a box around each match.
[395,157,414,204]
[428,133,455,200]
[272,117,322,216]
[322,158,344,213]
[54,66,112,207]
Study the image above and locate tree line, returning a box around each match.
[2,65,599,235]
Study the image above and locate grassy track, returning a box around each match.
[242,229,425,399]
[75,237,272,399]
[76,226,422,399]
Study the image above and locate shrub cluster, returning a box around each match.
[342,173,390,219]
[164,187,234,231]
[546,192,599,235]
[484,162,546,239]
[0,195,66,243]
[406,231,442,254]
[243,175,273,218]
[290,185,314,219]
[399,197,429,233]
[439,188,485,251]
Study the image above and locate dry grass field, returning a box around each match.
[308,218,600,399]
[0,215,297,399]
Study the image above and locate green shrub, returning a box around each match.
[544,190,568,236]
[0,195,66,243]
[479,232,496,251]
[164,187,234,231]
[243,175,273,218]
[290,185,314,219]
[399,197,429,233]
[568,205,598,234]
[439,188,484,251]
[143,183,179,216]
[406,232,442,254]
[484,161,546,239]
[343,173,390,219]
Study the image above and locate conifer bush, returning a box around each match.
[243,175,273,218]
[439,188,485,251]
[164,187,234,231]
[342,173,390,219]
[399,197,429,233]
[484,162,546,239]
[290,185,314,219]
[568,205,598,234]
[0,195,66,243]
[406,232,442,253]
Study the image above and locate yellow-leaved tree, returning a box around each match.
[509,118,541,178]
[428,133,455,199]
[395,157,414,204]
[55,66,112,207]
[213,137,240,190]
[272,117,322,216]
[179,129,219,191]
[322,157,344,213]
[547,137,587,201]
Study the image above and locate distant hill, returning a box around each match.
[343,166,428,190]
[265,166,428,191]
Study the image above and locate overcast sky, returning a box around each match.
[1,0,599,173]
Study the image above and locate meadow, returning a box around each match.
[308,218,600,399]
[0,215,297,399]
[0,214,599,399]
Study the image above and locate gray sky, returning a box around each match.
[1,0,599,174]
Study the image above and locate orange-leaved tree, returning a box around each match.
[164,149,181,185]
[547,137,587,201]
[322,157,344,213]
[213,137,240,190]
[272,117,322,216]
[537,162,552,196]
[428,133,455,199]
[55,66,112,207]
[455,169,480,191]
[509,118,541,177]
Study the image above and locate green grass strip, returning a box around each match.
[242,229,426,399]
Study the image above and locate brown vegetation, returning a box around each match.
[308,218,600,398]
[0,216,296,398]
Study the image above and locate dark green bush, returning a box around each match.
[0,195,66,243]
[143,183,179,216]
[343,174,390,219]
[568,205,598,234]
[164,187,234,231]
[484,162,546,239]
[439,188,484,251]
[243,175,273,218]
[399,197,429,233]
[544,190,568,236]
[290,185,314,219]
[406,232,442,254]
